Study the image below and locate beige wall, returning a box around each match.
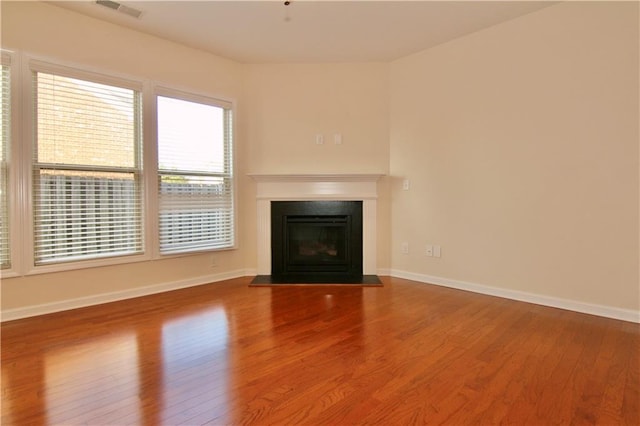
[241,63,391,271]
[243,64,389,175]
[1,1,247,311]
[2,1,637,316]
[1,1,392,313]
[389,1,639,310]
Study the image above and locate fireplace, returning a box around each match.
[271,201,362,282]
[249,173,384,285]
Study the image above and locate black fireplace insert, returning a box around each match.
[270,200,363,283]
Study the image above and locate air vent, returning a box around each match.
[95,0,142,19]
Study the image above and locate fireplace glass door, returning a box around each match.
[271,201,362,282]
[287,217,349,272]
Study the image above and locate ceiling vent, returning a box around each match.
[95,1,142,19]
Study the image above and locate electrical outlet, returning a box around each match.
[402,179,410,191]
[425,244,433,257]
[401,242,409,254]
[210,255,217,268]
[434,245,441,258]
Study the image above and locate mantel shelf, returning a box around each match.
[248,173,385,183]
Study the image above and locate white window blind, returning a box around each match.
[157,95,234,254]
[32,71,143,265]
[1,62,10,269]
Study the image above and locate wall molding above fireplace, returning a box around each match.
[248,173,384,201]
[249,173,385,276]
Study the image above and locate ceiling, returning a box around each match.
[51,1,556,63]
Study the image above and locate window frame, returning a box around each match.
[8,52,237,276]
[22,55,152,275]
[153,86,237,257]
[1,50,22,278]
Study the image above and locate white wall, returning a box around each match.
[241,63,391,272]
[2,1,637,321]
[1,1,247,315]
[389,1,639,314]
[243,63,389,175]
[0,2,392,316]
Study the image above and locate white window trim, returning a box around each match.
[22,54,151,275]
[142,82,159,259]
[3,51,237,277]
[1,50,22,278]
[153,85,238,258]
[155,85,233,111]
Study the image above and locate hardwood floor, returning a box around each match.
[2,276,638,425]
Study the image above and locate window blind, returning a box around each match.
[0,63,10,269]
[157,95,234,254]
[33,71,143,265]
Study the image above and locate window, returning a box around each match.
[32,69,143,265]
[1,58,10,269]
[157,94,234,254]
[3,53,237,274]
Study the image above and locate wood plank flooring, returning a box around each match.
[2,276,639,425]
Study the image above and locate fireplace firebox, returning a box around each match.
[271,201,363,283]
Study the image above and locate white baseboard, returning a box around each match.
[243,268,258,277]
[1,269,246,322]
[5,268,637,324]
[390,269,640,324]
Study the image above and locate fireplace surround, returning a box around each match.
[249,174,383,283]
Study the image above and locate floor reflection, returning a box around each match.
[269,286,364,330]
[225,286,366,424]
[44,333,140,425]
[2,281,370,425]
[159,307,230,424]
[4,304,233,425]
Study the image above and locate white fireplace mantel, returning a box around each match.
[249,173,384,275]
[248,173,385,182]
